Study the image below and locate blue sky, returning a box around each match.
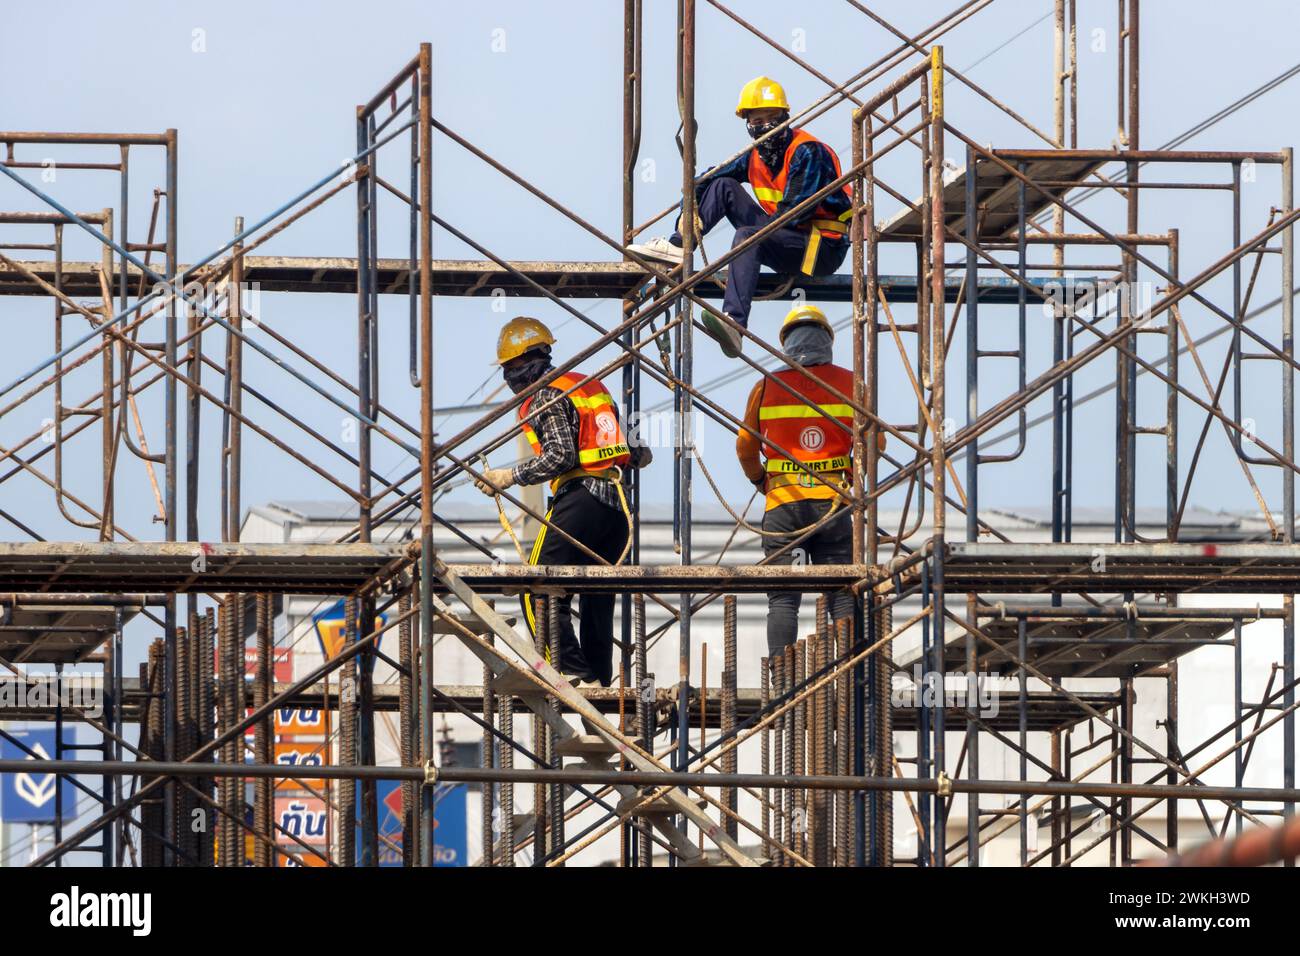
[2,0,1299,540]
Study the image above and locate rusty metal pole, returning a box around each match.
[355,104,380,868]
[254,593,273,867]
[217,600,238,865]
[200,608,215,864]
[399,587,417,864]
[1283,146,1296,839]
[790,642,800,858]
[163,126,180,863]
[1068,0,1078,148]
[417,40,436,868]
[339,596,358,865]
[927,46,952,866]
[173,620,191,863]
[634,592,652,866]
[533,595,549,860]
[1166,659,1179,853]
[835,620,849,866]
[760,653,771,861]
[99,208,114,541]
[874,603,894,865]
[479,631,495,868]
[498,691,515,867]
[619,0,643,867]
[673,0,696,859]
[1050,733,1060,868]
[774,653,787,866]
[851,113,866,565]
[722,595,738,840]
[859,110,877,866]
[546,597,565,864]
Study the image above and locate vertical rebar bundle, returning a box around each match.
[338,595,358,866]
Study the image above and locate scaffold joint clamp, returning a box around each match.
[936,771,952,798]
[423,759,438,787]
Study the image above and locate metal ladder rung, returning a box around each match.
[555,734,620,758]
[616,793,708,817]
[488,667,546,697]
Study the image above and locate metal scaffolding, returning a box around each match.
[0,0,1297,867]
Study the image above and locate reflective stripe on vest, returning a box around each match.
[763,471,847,511]
[746,128,854,241]
[759,403,856,421]
[519,372,632,492]
[764,454,850,474]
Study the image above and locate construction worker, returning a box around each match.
[474,316,651,688]
[628,76,853,359]
[736,305,855,656]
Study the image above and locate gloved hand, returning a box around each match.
[676,209,704,245]
[750,475,767,492]
[630,444,654,468]
[474,466,515,497]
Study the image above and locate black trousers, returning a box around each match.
[674,178,848,325]
[520,482,629,685]
[761,498,854,658]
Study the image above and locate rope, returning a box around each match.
[483,457,635,567]
[609,465,635,567]
[688,442,847,539]
[692,214,797,301]
[481,454,527,562]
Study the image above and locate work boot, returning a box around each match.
[627,236,684,265]
[556,648,597,685]
[701,311,744,358]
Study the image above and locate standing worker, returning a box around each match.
[735,305,856,657]
[474,316,652,687]
[628,77,853,358]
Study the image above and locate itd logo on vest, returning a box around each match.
[799,426,825,452]
[595,410,618,444]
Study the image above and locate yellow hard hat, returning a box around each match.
[496,316,555,364]
[736,76,790,117]
[780,304,832,343]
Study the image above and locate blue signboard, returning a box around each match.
[372,779,467,867]
[312,600,388,661]
[1,727,77,823]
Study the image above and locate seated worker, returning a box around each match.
[474,316,651,688]
[735,305,854,657]
[628,76,853,358]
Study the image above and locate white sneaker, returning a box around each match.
[627,236,684,265]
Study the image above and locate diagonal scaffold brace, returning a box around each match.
[425,553,761,867]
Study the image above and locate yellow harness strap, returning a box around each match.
[800,229,821,275]
[548,466,618,495]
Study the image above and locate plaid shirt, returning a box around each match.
[512,385,634,510]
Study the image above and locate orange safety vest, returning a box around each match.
[747,128,855,250]
[519,372,631,493]
[758,364,855,510]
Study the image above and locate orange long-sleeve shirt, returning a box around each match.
[736,379,767,485]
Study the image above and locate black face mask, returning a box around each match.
[748,119,792,172]
[503,350,553,395]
